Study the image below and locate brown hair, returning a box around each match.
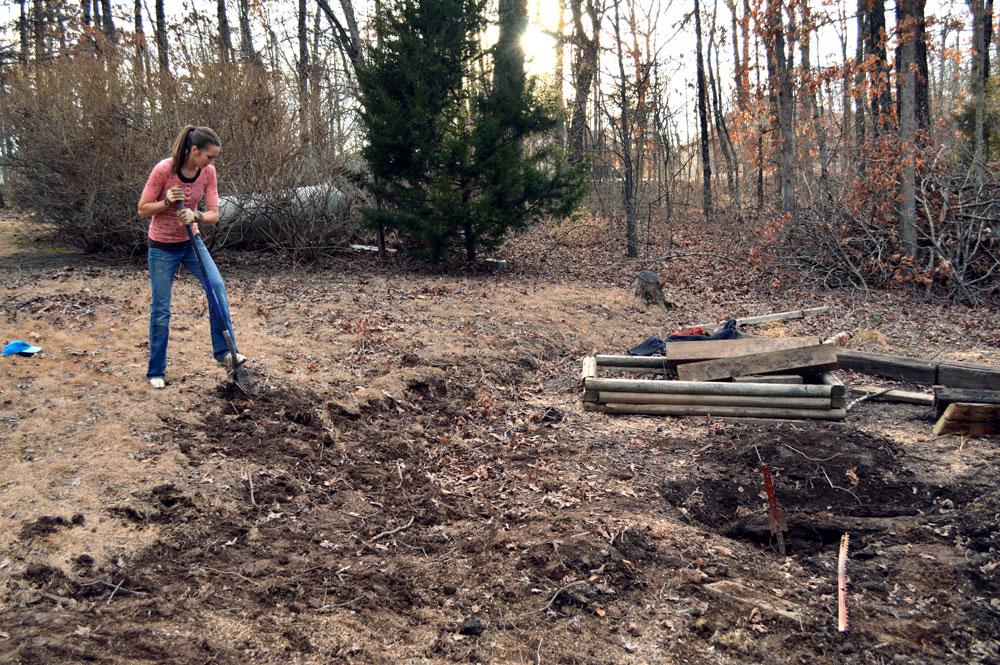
[170,125,221,173]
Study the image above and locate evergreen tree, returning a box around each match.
[356,0,587,263]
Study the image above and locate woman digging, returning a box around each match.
[138,125,245,389]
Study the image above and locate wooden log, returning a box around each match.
[937,361,1000,391]
[596,355,671,368]
[582,389,599,403]
[820,372,847,396]
[933,402,1000,436]
[598,366,671,375]
[851,386,934,407]
[696,306,830,332]
[598,392,833,409]
[836,350,938,385]
[934,386,1000,417]
[821,371,847,408]
[585,402,846,420]
[581,357,597,384]
[663,337,820,367]
[734,375,804,384]
[584,377,834,398]
[678,344,837,383]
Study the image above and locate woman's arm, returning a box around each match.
[138,197,174,218]
[198,205,220,225]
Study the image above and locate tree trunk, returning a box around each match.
[864,0,891,132]
[764,0,795,217]
[555,0,566,143]
[238,0,260,65]
[155,0,168,74]
[914,0,929,130]
[298,0,310,142]
[694,0,712,217]
[898,0,919,257]
[969,0,993,160]
[315,0,360,67]
[101,0,114,43]
[217,0,233,61]
[569,0,601,162]
[495,0,527,97]
[33,0,43,62]
[134,0,145,67]
[800,6,828,199]
[612,0,637,257]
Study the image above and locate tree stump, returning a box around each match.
[635,270,671,309]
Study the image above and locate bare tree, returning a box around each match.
[763,0,795,216]
[898,0,919,257]
[568,0,602,162]
[694,0,712,216]
[238,0,261,65]
[155,0,168,73]
[218,0,233,61]
[968,0,992,160]
[610,0,638,257]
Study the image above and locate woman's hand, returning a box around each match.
[164,185,184,206]
[178,207,198,226]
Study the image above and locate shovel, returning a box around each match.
[179,202,262,396]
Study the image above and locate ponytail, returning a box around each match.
[170,125,221,173]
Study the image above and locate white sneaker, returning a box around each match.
[218,352,247,367]
[149,377,165,389]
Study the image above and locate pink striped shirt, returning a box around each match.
[141,158,219,244]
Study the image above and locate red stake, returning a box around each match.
[761,464,788,556]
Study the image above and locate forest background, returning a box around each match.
[0,0,997,303]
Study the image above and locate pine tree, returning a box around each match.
[356,0,587,263]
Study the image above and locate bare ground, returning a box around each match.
[1,214,998,664]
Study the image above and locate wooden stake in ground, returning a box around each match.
[761,464,787,556]
[838,533,850,632]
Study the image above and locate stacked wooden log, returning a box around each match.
[583,337,846,421]
[932,387,1000,436]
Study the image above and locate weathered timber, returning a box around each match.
[677,344,837,383]
[933,402,1000,436]
[734,375,804,384]
[836,350,938,385]
[582,389,599,403]
[596,355,671,368]
[821,371,847,408]
[820,372,847,396]
[597,392,833,409]
[696,306,830,332]
[598,366,671,375]
[934,386,1000,417]
[663,336,820,367]
[581,357,597,384]
[851,386,934,407]
[937,361,1000,391]
[584,377,834,398]
[584,402,846,420]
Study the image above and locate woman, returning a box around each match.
[138,125,244,389]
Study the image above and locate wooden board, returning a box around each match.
[678,344,837,383]
[933,402,1000,436]
[836,350,938,385]
[851,386,934,406]
[937,361,1000,391]
[584,377,834,398]
[733,375,804,384]
[597,392,833,410]
[584,402,846,421]
[934,386,1000,417]
[663,336,820,367]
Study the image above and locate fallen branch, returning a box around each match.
[846,388,893,412]
[517,580,587,618]
[369,516,415,543]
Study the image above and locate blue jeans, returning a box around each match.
[147,235,236,379]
